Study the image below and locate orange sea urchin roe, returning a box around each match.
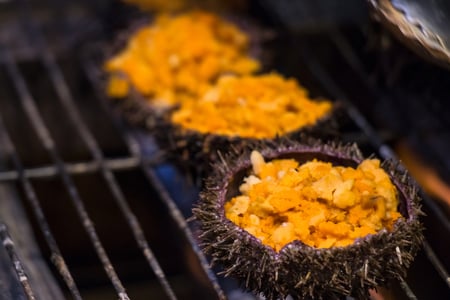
[104,11,260,108]
[171,74,332,138]
[225,151,402,251]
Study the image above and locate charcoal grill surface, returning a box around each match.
[0,0,449,299]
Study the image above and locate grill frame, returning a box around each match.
[0,0,449,299]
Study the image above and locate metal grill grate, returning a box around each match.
[0,0,449,299]
[0,1,224,299]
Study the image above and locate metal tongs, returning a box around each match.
[369,0,450,66]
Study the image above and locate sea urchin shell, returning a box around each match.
[192,139,423,300]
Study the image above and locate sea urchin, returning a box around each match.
[193,139,423,300]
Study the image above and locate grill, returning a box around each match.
[0,0,449,299]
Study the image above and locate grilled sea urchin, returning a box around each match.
[104,10,261,111]
[153,74,337,181]
[193,139,423,300]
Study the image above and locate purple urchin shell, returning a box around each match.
[192,138,424,300]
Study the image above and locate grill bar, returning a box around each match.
[0,156,151,181]
[0,110,82,299]
[298,41,450,296]
[23,14,179,300]
[0,223,36,300]
[81,51,226,300]
[422,240,450,289]
[0,46,130,300]
[398,277,418,300]
[0,122,165,182]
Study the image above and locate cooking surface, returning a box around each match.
[0,0,449,299]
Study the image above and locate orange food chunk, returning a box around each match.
[171,73,332,138]
[105,11,260,108]
[225,151,401,251]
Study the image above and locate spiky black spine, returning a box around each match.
[192,138,424,300]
